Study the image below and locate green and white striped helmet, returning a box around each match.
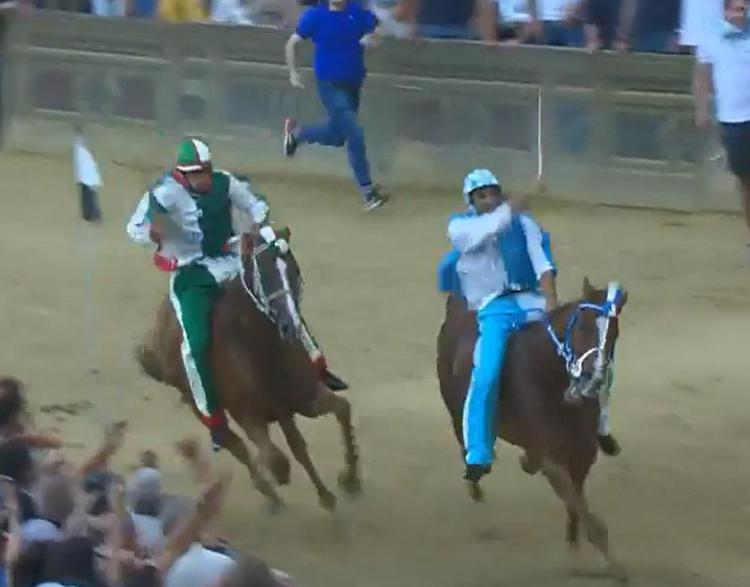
[175,138,212,173]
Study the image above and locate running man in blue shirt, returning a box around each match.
[283,0,388,211]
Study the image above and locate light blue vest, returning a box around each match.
[437,213,556,296]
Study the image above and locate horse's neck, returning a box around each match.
[548,301,578,338]
[224,276,270,329]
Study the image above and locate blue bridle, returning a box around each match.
[545,283,625,396]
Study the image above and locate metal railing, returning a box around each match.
[0,12,737,211]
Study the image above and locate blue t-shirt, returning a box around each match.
[131,0,157,18]
[297,2,378,85]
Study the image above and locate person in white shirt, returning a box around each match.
[210,0,254,24]
[126,465,166,556]
[161,497,236,587]
[528,0,587,46]
[368,1,410,38]
[90,0,126,17]
[680,0,723,49]
[694,0,750,261]
[496,0,532,41]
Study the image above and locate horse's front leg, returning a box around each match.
[540,457,627,581]
[311,386,362,497]
[222,426,284,513]
[181,395,282,512]
[237,418,291,487]
[278,416,336,511]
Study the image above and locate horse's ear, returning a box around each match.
[582,276,593,296]
[275,225,291,244]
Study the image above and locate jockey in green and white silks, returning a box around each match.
[127,138,347,449]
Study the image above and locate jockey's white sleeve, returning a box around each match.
[448,204,512,253]
[227,173,269,225]
[126,192,152,244]
[520,215,554,279]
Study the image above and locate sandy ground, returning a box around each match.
[1,151,749,587]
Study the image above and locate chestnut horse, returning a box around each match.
[137,230,361,512]
[437,278,628,577]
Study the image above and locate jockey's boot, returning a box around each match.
[464,464,491,483]
[204,412,230,453]
[311,355,349,392]
[322,369,349,392]
[597,433,621,456]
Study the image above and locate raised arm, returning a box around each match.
[154,470,232,574]
[448,204,512,253]
[520,215,557,310]
[474,0,499,43]
[76,420,128,479]
[693,60,714,129]
[227,174,270,226]
[285,33,305,88]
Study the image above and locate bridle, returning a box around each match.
[545,282,625,401]
[236,230,298,328]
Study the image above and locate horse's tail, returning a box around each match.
[135,343,165,384]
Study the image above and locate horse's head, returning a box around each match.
[239,226,303,341]
[549,277,628,401]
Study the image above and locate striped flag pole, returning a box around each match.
[73,129,102,223]
[73,127,101,373]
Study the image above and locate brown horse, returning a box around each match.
[137,229,361,512]
[437,278,628,577]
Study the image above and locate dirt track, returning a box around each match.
[1,151,749,586]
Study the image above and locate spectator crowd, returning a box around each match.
[6,0,700,55]
[0,376,296,587]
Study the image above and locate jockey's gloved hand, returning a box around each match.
[149,227,162,245]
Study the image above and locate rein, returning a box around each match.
[238,236,296,319]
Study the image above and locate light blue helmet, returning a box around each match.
[462,168,501,205]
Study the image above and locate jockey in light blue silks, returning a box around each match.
[439,170,619,482]
[445,169,559,482]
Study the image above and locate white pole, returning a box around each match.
[537,86,545,193]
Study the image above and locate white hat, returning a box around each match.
[462,169,501,205]
[176,138,212,173]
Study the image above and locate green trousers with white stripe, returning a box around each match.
[169,264,222,421]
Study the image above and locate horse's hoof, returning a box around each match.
[466,481,484,503]
[519,453,540,475]
[337,471,363,497]
[607,561,630,584]
[319,490,337,512]
[585,512,609,552]
[598,434,622,457]
[266,496,284,515]
[269,454,292,486]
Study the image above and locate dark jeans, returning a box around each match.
[542,21,585,47]
[630,30,675,53]
[297,80,373,194]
